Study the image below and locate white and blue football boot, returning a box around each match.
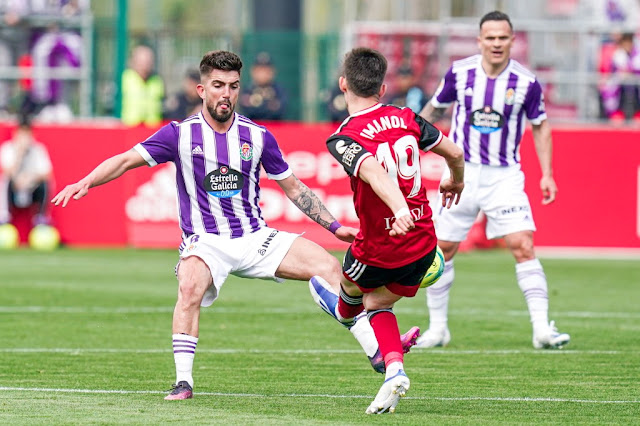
[366,370,410,414]
[533,320,570,349]
[309,275,355,327]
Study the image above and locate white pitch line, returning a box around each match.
[0,306,175,314]
[0,387,637,404]
[0,348,631,355]
[1,306,639,319]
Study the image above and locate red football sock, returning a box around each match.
[337,286,364,320]
[368,309,403,366]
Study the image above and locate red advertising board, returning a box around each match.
[4,121,639,252]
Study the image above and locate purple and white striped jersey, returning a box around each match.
[134,112,292,238]
[431,54,547,166]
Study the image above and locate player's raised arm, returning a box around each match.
[51,148,147,207]
[276,173,358,243]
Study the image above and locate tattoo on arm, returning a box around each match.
[289,176,335,229]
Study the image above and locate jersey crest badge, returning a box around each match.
[240,142,253,161]
[504,88,515,105]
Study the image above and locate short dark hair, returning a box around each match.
[199,50,243,77]
[342,47,387,98]
[479,10,513,31]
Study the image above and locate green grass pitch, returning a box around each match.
[0,248,639,424]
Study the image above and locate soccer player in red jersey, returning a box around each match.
[310,47,464,414]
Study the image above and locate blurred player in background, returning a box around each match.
[52,50,418,401]
[310,47,464,414]
[0,114,52,227]
[600,32,640,123]
[384,62,429,114]
[415,11,570,350]
[239,52,287,120]
[163,69,202,121]
[120,45,165,126]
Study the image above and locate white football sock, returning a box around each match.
[349,314,379,358]
[385,361,404,379]
[426,260,454,330]
[516,258,549,332]
[172,333,198,387]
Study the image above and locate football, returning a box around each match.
[420,245,445,288]
[0,223,19,250]
[29,225,60,251]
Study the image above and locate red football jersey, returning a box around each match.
[327,103,443,268]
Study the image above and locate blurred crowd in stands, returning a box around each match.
[0,0,87,123]
[1,0,640,126]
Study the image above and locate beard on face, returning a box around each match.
[207,101,234,122]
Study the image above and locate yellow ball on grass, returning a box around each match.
[0,223,19,250]
[28,225,60,251]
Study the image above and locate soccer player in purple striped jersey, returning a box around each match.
[415,11,570,350]
[52,50,419,400]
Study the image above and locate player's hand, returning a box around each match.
[440,179,464,208]
[334,225,358,243]
[389,214,414,237]
[51,181,90,207]
[540,175,557,205]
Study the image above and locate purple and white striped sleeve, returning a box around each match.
[261,129,292,180]
[524,80,548,125]
[431,67,457,108]
[133,123,180,167]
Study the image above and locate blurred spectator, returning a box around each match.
[29,0,88,16]
[0,1,30,115]
[121,45,165,126]
[384,63,429,114]
[323,81,349,123]
[239,52,287,120]
[582,0,639,31]
[12,0,89,122]
[600,32,640,122]
[0,114,52,227]
[29,24,82,123]
[164,69,202,121]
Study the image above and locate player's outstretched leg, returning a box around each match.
[309,276,353,326]
[309,276,420,373]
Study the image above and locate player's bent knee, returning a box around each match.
[177,257,212,306]
[505,232,535,261]
[177,279,207,307]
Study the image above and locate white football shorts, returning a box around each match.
[176,227,300,307]
[434,162,536,241]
